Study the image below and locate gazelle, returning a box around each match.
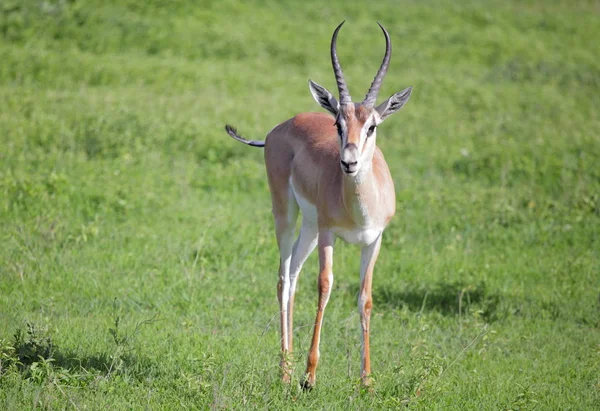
[225,22,412,389]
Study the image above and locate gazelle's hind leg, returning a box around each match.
[287,220,318,353]
[264,131,301,382]
[274,185,298,383]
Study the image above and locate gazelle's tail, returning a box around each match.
[224,125,265,148]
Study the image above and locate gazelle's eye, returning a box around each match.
[367,125,376,137]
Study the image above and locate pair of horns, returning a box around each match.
[331,21,391,107]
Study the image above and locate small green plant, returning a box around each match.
[13,322,54,368]
[107,299,158,375]
[0,337,17,375]
[1,322,65,384]
[27,356,56,384]
[505,384,539,411]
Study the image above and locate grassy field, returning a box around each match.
[1,0,599,409]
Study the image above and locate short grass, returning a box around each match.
[1,0,599,409]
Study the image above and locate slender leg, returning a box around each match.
[287,222,318,353]
[274,198,298,383]
[358,234,382,387]
[302,230,335,389]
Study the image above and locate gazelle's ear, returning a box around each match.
[309,80,340,116]
[375,86,412,121]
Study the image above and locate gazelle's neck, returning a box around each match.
[342,161,378,226]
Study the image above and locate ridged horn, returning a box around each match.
[362,22,392,107]
[331,21,352,105]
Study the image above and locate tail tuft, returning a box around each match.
[224,124,265,147]
[224,124,238,136]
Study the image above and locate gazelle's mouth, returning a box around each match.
[341,161,359,176]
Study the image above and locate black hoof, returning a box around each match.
[300,378,314,391]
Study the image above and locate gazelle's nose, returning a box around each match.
[341,143,359,174]
[340,159,357,170]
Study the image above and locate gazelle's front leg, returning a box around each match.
[302,230,335,389]
[358,233,382,387]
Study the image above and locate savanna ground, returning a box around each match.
[0,0,599,409]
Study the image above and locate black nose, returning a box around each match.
[341,160,357,170]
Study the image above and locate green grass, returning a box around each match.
[1,0,599,409]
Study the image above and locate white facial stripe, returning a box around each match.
[373,111,383,125]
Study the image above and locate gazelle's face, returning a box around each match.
[309,79,412,178]
[335,104,380,177]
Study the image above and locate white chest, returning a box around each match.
[290,179,384,246]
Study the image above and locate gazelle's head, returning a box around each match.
[309,22,412,177]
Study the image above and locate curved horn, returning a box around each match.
[363,22,392,107]
[331,21,352,105]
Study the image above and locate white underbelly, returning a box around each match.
[331,226,382,245]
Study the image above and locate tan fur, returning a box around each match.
[264,111,395,229]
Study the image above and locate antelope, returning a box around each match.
[225,21,412,389]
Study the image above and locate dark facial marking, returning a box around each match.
[366,125,376,137]
[334,119,344,141]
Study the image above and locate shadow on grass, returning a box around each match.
[364,280,502,322]
[367,281,598,327]
[52,350,136,375]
